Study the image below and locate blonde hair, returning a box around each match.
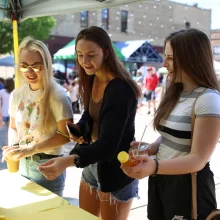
[18,36,57,134]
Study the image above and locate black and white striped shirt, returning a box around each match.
[157,87,220,160]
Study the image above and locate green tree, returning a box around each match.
[0,16,56,54]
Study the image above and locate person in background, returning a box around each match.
[69,78,80,114]
[2,37,73,196]
[0,77,5,90]
[135,71,144,114]
[39,26,141,220]
[121,28,220,220]
[144,66,159,114]
[0,78,14,129]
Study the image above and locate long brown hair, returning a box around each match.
[4,78,14,93]
[154,28,219,130]
[75,26,141,109]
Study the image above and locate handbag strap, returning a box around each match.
[191,88,208,220]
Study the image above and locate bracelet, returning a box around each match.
[152,158,159,177]
[73,155,80,168]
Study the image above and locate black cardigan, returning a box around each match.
[70,78,137,192]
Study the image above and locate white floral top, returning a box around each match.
[9,83,73,155]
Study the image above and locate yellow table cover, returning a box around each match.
[0,170,69,219]
[10,205,101,220]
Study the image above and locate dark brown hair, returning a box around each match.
[75,26,141,109]
[4,78,14,93]
[154,28,219,130]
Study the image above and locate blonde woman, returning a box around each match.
[2,37,73,196]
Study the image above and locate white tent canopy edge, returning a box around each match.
[0,0,145,22]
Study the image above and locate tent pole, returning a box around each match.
[12,19,19,88]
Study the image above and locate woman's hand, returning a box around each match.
[66,122,88,144]
[130,141,152,156]
[121,154,156,179]
[39,156,74,180]
[2,144,37,162]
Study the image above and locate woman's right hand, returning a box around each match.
[130,141,152,156]
[66,122,88,144]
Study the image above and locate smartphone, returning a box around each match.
[66,124,83,138]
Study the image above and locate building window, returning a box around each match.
[121,10,128,33]
[81,11,88,27]
[185,21,190,29]
[101,8,109,30]
[214,46,220,56]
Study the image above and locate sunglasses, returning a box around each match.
[19,64,44,73]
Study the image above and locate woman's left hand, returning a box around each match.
[121,155,156,179]
[2,144,36,162]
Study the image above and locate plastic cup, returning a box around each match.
[7,159,19,173]
[129,145,149,156]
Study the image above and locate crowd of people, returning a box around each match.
[1,26,220,220]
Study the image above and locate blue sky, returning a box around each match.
[170,0,220,29]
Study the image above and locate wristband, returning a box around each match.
[152,158,159,177]
[73,155,80,167]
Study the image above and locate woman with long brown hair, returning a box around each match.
[121,28,220,219]
[39,26,141,220]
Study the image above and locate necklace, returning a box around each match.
[178,87,199,103]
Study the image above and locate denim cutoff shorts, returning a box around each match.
[82,163,139,202]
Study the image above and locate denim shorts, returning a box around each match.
[82,163,139,202]
[19,156,66,197]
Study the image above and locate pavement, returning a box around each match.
[1,107,220,220]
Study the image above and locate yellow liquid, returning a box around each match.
[122,159,140,167]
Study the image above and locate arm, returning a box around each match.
[33,118,73,154]
[121,117,220,179]
[4,118,73,160]
[158,117,220,174]
[149,136,161,155]
[71,81,137,167]
[76,110,91,133]
[121,91,220,178]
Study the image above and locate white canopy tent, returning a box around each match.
[0,0,144,22]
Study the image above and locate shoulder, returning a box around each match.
[105,78,134,97]
[197,87,220,102]
[195,87,220,117]
[11,84,27,97]
[51,83,71,103]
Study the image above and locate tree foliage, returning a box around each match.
[0,16,56,54]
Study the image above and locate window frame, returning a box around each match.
[80,10,89,28]
[121,10,128,33]
[101,8,109,30]
[214,46,220,56]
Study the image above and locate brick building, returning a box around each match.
[47,0,211,73]
[48,0,211,55]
